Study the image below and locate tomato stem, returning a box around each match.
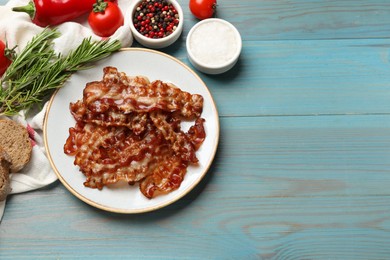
[93,0,108,13]
[4,44,17,61]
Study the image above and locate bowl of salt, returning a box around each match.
[186,18,242,74]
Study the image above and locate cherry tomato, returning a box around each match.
[189,0,217,20]
[0,40,12,77]
[88,0,124,37]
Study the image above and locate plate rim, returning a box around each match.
[43,47,220,214]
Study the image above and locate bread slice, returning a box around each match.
[0,119,32,172]
[0,146,11,201]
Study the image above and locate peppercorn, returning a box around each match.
[133,0,180,39]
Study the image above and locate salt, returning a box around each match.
[188,20,238,67]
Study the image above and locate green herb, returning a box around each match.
[0,28,121,116]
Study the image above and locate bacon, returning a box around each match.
[70,101,149,135]
[64,67,206,198]
[83,67,204,118]
[187,118,206,150]
[150,111,199,163]
[139,155,188,199]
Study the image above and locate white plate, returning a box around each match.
[44,48,219,213]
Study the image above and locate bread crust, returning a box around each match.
[0,119,32,172]
[0,146,11,201]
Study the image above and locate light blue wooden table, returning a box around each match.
[2,0,390,259]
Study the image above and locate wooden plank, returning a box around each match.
[1,115,390,259]
[181,0,390,41]
[165,38,390,117]
[2,191,390,259]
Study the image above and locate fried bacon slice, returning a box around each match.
[139,155,189,198]
[64,67,206,198]
[83,67,204,118]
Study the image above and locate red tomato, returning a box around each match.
[0,40,12,77]
[189,0,217,20]
[88,1,124,37]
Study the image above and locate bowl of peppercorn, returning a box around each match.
[129,0,183,49]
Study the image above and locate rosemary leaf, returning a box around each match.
[0,28,121,116]
[64,37,121,72]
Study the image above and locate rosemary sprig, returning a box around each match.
[0,28,121,116]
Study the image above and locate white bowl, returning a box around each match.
[186,18,242,74]
[128,0,184,49]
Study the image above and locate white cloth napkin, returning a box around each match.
[0,0,134,221]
